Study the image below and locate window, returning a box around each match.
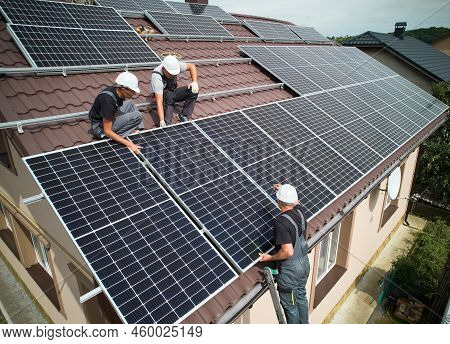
[317,224,340,283]
[0,201,13,231]
[0,131,15,172]
[384,189,393,210]
[30,233,52,275]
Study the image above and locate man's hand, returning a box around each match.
[188,81,199,94]
[259,253,273,262]
[127,142,142,154]
[273,183,282,192]
[160,120,167,127]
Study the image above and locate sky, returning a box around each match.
[207,0,450,37]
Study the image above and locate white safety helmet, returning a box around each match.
[115,71,140,93]
[276,184,299,204]
[163,55,181,75]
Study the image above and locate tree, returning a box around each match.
[415,81,450,206]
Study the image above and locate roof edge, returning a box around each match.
[215,110,448,323]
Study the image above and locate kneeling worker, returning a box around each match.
[260,184,311,324]
[89,71,143,153]
[150,55,199,127]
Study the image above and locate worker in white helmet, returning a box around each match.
[260,183,310,324]
[89,71,143,153]
[150,55,199,127]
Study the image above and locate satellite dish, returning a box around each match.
[388,167,401,200]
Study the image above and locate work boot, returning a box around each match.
[177,114,188,123]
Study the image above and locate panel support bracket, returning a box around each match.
[23,194,45,205]
[80,287,103,304]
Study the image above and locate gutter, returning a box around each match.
[216,112,448,324]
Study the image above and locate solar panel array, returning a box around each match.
[129,124,279,272]
[240,45,397,95]
[24,140,237,324]
[288,26,331,43]
[1,0,160,67]
[166,1,237,22]
[96,0,177,13]
[244,20,301,41]
[146,10,233,38]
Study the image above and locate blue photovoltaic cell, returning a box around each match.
[196,111,280,168]
[130,124,238,195]
[24,140,237,324]
[241,103,316,148]
[25,141,168,239]
[178,171,279,271]
[77,200,236,324]
[243,152,335,219]
[0,0,132,30]
[288,138,362,194]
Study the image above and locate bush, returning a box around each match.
[391,219,450,300]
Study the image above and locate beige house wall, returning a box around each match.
[359,47,435,93]
[0,138,91,323]
[242,148,419,324]
[432,36,450,56]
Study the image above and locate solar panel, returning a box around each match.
[241,46,394,95]
[3,0,161,67]
[64,3,132,31]
[362,111,411,145]
[84,30,160,65]
[243,152,336,219]
[288,138,363,194]
[8,24,159,67]
[166,1,237,22]
[178,170,279,271]
[241,103,316,148]
[195,111,280,167]
[94,0,142,13]
[278,97,340,135]
[130,124,239,195]
[24,140,237,324]
[9,25,108,67]
[97,0,178,13]
[129,125,280,271]
[146,11,233,38]
[344,118,399,157]
[244,20,301,41]
[0,0,132,31]
[0,0,78,28]
[318,127,383,173]
[306,92,360,125]
[288,26,330,43]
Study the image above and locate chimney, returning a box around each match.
[186,0,209,4]
[394,22,407,39]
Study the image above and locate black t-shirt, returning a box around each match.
[88,86,123,122]
[274,204,307,251]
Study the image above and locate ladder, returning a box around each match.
[264,267,286,324]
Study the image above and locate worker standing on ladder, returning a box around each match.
[260,184,311,324]
[150,55,199,127]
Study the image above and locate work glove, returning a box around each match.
[160,120,167,128]
[188,81,199,94]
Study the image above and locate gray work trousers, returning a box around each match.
[92,100,144,139]
[150,86,198,125]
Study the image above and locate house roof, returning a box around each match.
[343,31,450,81]
[0,4,448,324]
